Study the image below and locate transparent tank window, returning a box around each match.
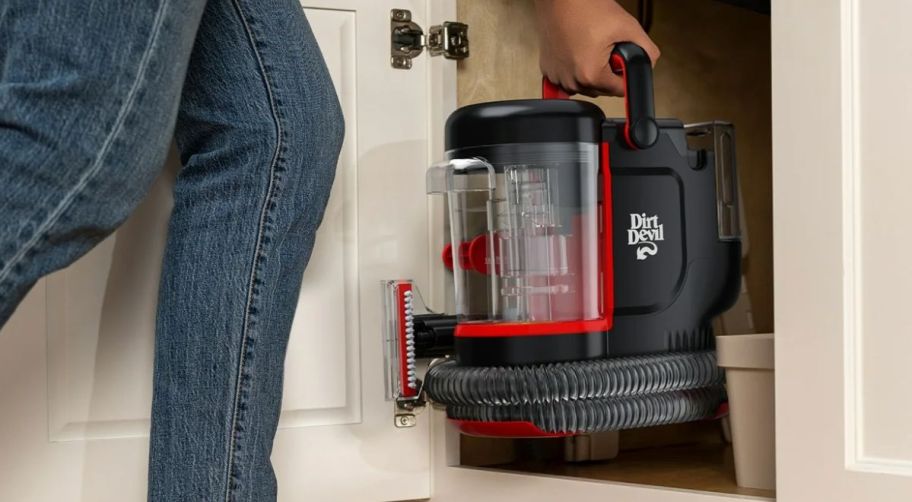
[498,165,572,321]
[436,143,601,325]
[427,158,498,321]
[686,122,740,240]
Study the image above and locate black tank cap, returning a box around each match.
[445,99,605,150]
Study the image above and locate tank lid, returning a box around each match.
[445,99,605,150]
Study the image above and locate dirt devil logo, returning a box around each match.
[627,213,664,261]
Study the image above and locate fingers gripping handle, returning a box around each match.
[541,42,658,150]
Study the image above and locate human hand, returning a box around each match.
[534,0,661,97]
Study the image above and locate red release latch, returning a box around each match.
[442,235,496,275]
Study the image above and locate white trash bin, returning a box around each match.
[716,332,775,491]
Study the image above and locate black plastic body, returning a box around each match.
[445,99,603,149]
[454,332,606,367]
[605,118,741,355]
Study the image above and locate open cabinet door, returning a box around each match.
[775,1,912,500]
[0,1,454,501]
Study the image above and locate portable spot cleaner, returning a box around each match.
[384,42,741,437]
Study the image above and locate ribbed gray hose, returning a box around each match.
[424,351,725,434]
[426,350,722,406]
[447,386,725,434]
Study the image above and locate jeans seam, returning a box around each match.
[224,1,286,500]
[0,0,170,288]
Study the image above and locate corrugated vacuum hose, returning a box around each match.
[425,351,725,434]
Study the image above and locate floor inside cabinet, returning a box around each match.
[460,421,775,499]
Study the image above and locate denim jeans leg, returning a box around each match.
[0,0,207,324]
[148,0,344,500]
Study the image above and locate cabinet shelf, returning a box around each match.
[460,422,774,500]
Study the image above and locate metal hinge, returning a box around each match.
[390,9,469,70]
[394,358,450,428]
[394,380,426,428]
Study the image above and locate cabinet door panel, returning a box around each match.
[774,0,912,499]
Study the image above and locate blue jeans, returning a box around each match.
[0,0,344,500]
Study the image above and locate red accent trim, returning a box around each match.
[541,77,570,99]
[441,243,454,271]
[609,52,636,150]
[396,282,416,398]
[713,401,730,420]
[601,141,614,327]
[452,419,573,438]
[456,319,609,338]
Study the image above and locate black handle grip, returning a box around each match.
[610,42,658,150]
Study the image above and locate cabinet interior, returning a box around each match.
[461,422,773,499]
[454,0,772,497]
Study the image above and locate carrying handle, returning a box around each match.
[541,42,658,150]
[541,78,570,99]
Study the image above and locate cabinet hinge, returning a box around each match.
[390,9,469,70]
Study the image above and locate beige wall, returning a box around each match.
[456,0,773,333]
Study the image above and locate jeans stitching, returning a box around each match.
[0,0,170,288]
[224,1,286,500]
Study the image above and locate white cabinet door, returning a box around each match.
[0,1,454,501]
[774,1,912,500]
